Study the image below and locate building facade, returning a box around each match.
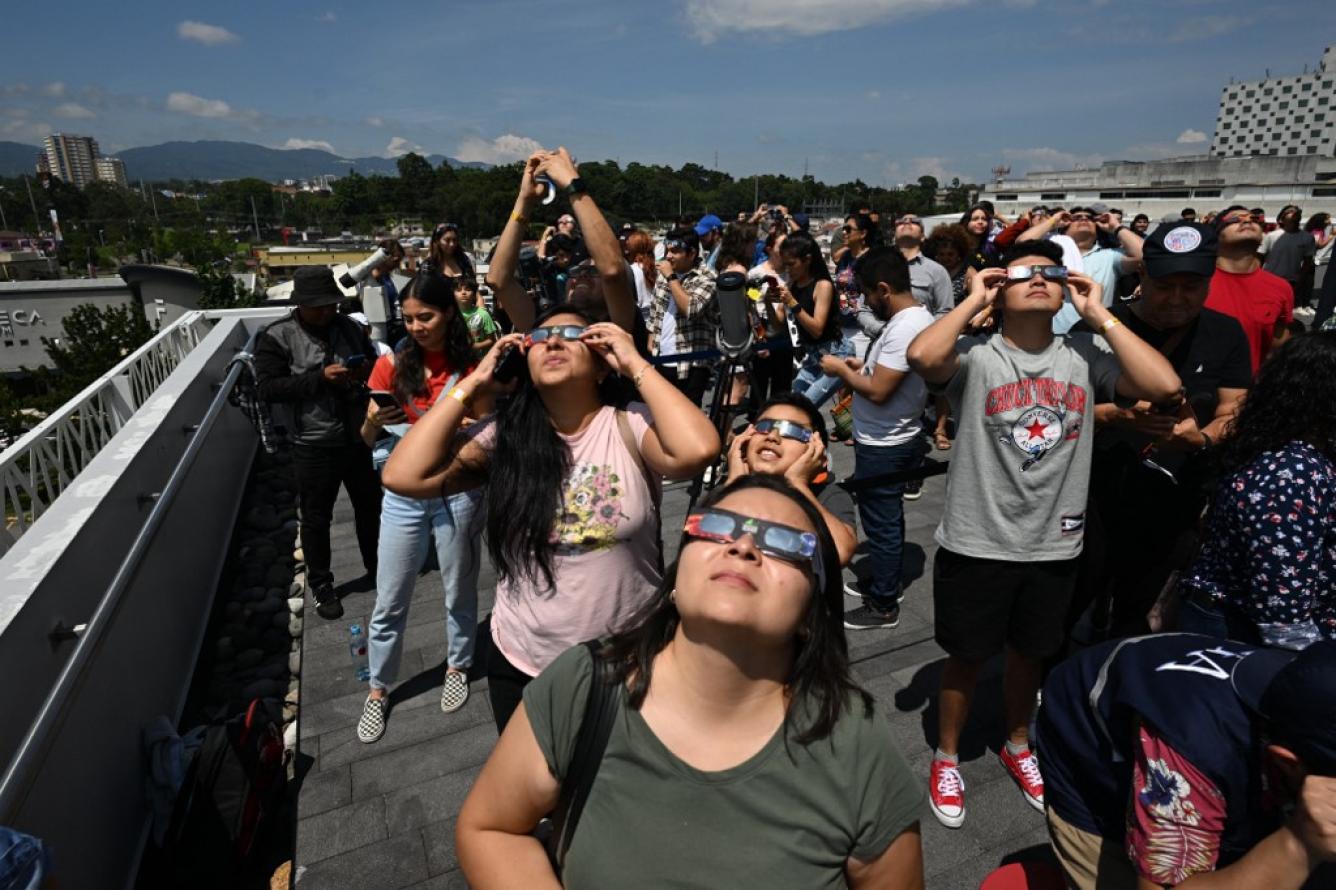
[42,134,101,189]
[94,157,128,188]
[979,155,1336,222]
[1211,46,1336,159]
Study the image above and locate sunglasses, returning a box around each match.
[1068,214,1094,222]
[754,418,813,444]
[842,225,855,232]
[897,217,923,226]
[1220,213,1262,226]
[1006,265,1069,283]
[525,324,587,346]
[434,223,459,236]
[683,508,823,582]
[665,239,691,251]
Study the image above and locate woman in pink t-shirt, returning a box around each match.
[384,306,719,731]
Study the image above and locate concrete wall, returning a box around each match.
[0,311,284,889]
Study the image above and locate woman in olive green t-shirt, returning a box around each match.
[457,474,925,888]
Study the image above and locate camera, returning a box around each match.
[517,245,561,314]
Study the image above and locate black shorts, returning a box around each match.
[932,547,1079,661]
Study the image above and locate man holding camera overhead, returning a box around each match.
[254,266,383,621]
[647,226,719,406]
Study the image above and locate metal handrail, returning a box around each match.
[0,330,250,822]
[0,312,214,556]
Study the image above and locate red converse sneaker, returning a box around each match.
[929,758,966,828]
[999,745,1045,812]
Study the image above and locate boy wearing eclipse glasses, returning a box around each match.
[907,238,1181,830]
[725,392,859,569]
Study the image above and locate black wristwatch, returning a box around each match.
[564,177,587,196]
[668,272,682,283]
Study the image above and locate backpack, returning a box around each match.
[162,698,288,887]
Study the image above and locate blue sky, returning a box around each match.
[3,0,1334,184]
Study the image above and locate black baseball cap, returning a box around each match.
[1233,640,1336,774]
[1142,222,1218,279]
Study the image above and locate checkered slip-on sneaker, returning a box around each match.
[440,670,470,714]
[357,696,388,744]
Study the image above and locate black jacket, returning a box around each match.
[253,312,374,447]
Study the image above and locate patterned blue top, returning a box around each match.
[1181,441,1336,641]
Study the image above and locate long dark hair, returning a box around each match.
[845,213,883,249]
[717,222,759,270]
[485,305,622,590]
[393,271,475,406]
[601,474,873,745]
[779,232,832,284]
[428,222,475,279]
[1215,331,1336,474]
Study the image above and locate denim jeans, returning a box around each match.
[854,437,928,608]
[368,488,483,689]
[792,337,855,408]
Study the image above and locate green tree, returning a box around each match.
[195,264,258,309]
[41,303,157,393]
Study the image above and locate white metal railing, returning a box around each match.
[0,312,215,556]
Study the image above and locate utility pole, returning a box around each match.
[149,186,160,226]
[0,193,7,230]
[713,149,718,170]
[250,196,261,240]
[23,176,40,233]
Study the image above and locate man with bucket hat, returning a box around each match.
[255,265,382,620]
[1075,222,1253,638]
[1037,635,1336,889]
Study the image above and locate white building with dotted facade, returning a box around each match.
[1212,46,1335,159]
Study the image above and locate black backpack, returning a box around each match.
[162,698,288,887]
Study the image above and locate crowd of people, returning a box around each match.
[248,146,1336,888]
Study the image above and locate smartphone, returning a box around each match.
[344,354,367,368]
[493,346,525,383]
[369,391,398,410]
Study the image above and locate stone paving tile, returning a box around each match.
[350,720,499,799]
[298,795,387,865]
[420,817,461,877]
[296,762,351,820]
[401,871,470,890]
[296,830,429,890]
[315,683,494,772]
[382,767,479,836]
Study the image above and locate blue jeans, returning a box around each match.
[854,437,928,608]
[793,338,854,408]
[369,488,483,689]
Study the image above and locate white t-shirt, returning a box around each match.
[852,305,933,447]
[631,263,655,313]
[1048,234,1085,275]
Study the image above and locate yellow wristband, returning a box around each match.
[510,211,527,224]
[448,386,472,407]
[1100,317,1123,334]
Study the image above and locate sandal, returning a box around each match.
[934,430,953,451]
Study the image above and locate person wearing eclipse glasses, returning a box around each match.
[456,475,927,889]
[382,307,718,734]
[907,238,1180,829]
[725,392,859,568]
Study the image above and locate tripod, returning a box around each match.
[685,346,751,512]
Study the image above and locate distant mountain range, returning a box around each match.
[0,140,489,182]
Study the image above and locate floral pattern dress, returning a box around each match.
[1180,440,1336,643]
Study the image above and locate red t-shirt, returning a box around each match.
[367,349,467,423]
[1205,267,1293,374]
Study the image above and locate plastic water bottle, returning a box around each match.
[349,624,370,682]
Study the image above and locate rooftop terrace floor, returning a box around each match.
[291,439,1056,889]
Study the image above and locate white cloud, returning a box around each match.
[317,11,337,22]
[684,0,971,42]
[41,81,65,97]
[364,116,384,127]
[1176,128,1207,144]
[53,103,95,119]
[177,20,240,45]
[283,138,335,152]
[385,136,426,157]
[865,90,881,100]
[166,91,233,118]
[1,118,52,142]
[454,133,544,165]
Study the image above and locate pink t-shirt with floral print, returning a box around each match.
[469,403,662,677]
